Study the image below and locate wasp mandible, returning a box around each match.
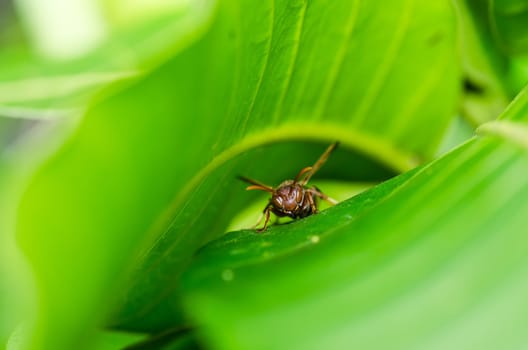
[238,142,339,232]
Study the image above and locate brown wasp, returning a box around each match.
[238,142,339,232]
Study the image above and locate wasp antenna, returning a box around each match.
[300,141,339,185]
[237,175,274,192]
[246,185,274,193]
[293,166,313,183]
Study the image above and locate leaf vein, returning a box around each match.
[351,0,414,126]
[271,0,308,124]
[314,0,361,120]
[239,0,275,135]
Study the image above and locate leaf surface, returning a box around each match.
[14,0,459,348]
[180,86,528,350]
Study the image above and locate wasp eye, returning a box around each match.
[273,195,283,207]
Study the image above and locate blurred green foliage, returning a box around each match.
[1,0,528,349]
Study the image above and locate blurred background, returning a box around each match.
[0,0,209,153]
[1,1,528,350]
[1,1,214,349]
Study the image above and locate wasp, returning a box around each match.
[238,142,339,232]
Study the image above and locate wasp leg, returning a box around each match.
[252,207,266,229]
[252,213,264,229]
[309,186,338,205]
[306,192,318,214]
[255,205,272,233]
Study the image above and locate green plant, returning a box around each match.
[1,0,528,349]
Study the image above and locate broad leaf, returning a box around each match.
[109,0,459,331]
[15,0,458,348]
[454,0,528,125]
[453,0,511,124]
[0,0,215,119]
[489,0,528,54]
[179,85,528,349]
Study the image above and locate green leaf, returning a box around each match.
[117,328,199,350]
[91,331,145,350]
[179,86,528,350]
[0,1,215,345]
[0,0,215,119]
[14,0,458,348]
[0,72,136,120]
[0,116,78,347]
[453,0,511,124]
[490,0,528,54]
[109,0,459,331]
[454,0,528,126]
